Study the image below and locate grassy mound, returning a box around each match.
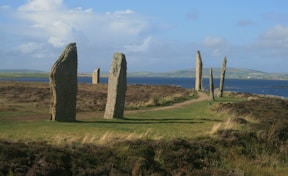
[210,94,288,175]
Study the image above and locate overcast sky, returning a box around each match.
[1,0,288,73]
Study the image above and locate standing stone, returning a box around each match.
[209,67,215,101]
[195,50,203,91]
[49,43,78,121]
[104,53,127,119]
[219,57,227,97]
[92,68,100,84]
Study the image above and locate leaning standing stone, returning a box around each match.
[219,57,227,97]
[49,43,78,121]
[104,53,127,119]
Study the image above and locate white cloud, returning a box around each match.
[0,0,155,71]
[106,9,135,16]
[203,36,226,46]
[17,42,43,53]
[18,0,62,11]
[124,36,153,52]
[259,25,288,48]
[262,25,288,39]
[249,24,288,61]
[14,0,150,48]
[17,0,75,47]
[47,20,74,47]
[201,36,230,57]
[0,5,10,9]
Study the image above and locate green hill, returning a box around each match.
[0,69,45,73]
[0,69,48,78]
[128,68,288,80]
[1,68,288,80]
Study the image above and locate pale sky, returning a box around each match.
[1,0,288,73]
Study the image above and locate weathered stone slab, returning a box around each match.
[92,68,100,84]
[209,67,215,101]
[195,50,203,91]
[219,57,227,97]
[104,53,127,119]
[49,43,78,121]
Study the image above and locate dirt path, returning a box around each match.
[0,92,209,121]
[125,91,209,114]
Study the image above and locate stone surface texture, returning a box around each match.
[195,50,203,91]
[209,68,215,101]
[219,57,227,97]
[49,43,78,121]
[104,53,127,119]
[92,68,100,84]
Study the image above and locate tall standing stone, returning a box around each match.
[49,43,78,121]
[195,50,203,91]
[92,68,100,84]
[104,53,127,119]
[209,67,215,101]
[219,57,227,97]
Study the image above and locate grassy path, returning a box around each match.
[125,91,209,114]
[1,92,209,121]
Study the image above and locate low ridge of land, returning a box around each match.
[1,68,288,79]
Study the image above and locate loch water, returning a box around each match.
[1,77,288,98]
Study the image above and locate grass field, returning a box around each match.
[0,97,232,144]
[0,88,287,175]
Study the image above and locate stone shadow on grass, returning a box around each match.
[76,117,222,124]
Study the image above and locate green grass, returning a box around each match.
[0,97,232,144]
[1,95,287,175]
[0,111,38,116]
[0,94,248,145]
[0,73,48,78]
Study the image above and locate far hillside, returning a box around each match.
[0,69,45,73]
[0,69,48,78]
[128,68,288,80]
[1,68,288,80]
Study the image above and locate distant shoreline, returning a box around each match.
[1,68,288,80]
[1,77,288,98]
[1,73,288,80]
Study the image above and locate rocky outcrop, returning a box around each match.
[49,43,78,121]
[195,50,203,91]
[219,57,227,97]
[104,53,127,119]
[92,68,100,84]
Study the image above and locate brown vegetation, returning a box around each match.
[211,94,288,174]
[0,139,225,176]
[1,82,288,175]
[0,81,194,114]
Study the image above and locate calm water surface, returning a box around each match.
[1,77,288,98]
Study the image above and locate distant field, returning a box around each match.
[0,73,48,78]
[0,73,95,78]
[1,68,288,79]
